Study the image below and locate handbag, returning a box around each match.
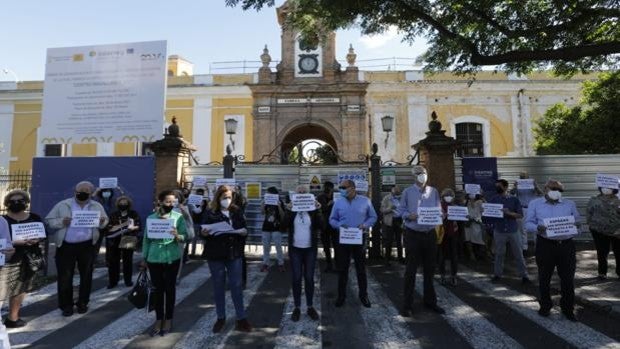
[19,249,47,281]
[127,271,155,312]
[119,235,138,250]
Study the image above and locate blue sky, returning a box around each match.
[0,0,427,81]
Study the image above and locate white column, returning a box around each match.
[96,143,114,156]
[407,95,428,147]
[0,103,14,173]
[193,97,213,163]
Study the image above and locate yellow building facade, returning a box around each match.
[0,57,586,174]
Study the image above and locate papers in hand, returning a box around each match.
[339,227,362,245]
[447,206,469,221]
[147,219,175,239]
[11,222,46,241]
[71,211,101,228]
[543,216,578,237]
[201,221,238,236]
[482,203,504,218]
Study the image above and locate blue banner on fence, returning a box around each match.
[461,157,498,200]
[30,156,155,229]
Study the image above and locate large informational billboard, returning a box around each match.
[40,40,167,145]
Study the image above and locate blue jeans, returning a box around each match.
[262,231,284,266]
[208,258,246,320]
[289,247,317,308]
[493,231,528,278]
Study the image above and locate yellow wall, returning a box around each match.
[210,98,254,161]
[71,144,97,156]
[10,103,41,172]
[165,99,195,144]
[114,143,136,156]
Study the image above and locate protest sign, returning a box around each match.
[71,211,101,228]
[516,179,535,190]
[187,194,203,206]
[482,203,504,218]
[99,177,118,189]
[291,194,316,212]
[215,178,236,188]
[417,207,443,225]
[543,216,578,237]
[0,239,6,250]
[447,206,469,221]
[192,176,207,187]
[11,222,46,241]
[264,193,280,206]
[147,219,175,239]
[596,174,619,189]
[465,184,481,195]
[339,227,363,245]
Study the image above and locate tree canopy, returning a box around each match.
[226,0,620,76]
[534,71,620,154]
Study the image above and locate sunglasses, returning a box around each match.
[338,186,349,190]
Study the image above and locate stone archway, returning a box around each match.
[279,123,339,164]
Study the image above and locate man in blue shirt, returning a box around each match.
[488,179,530,284]
[397,165,445,317]
[511,171,543,254]
[329,179,377,308]
[525,179,580,321]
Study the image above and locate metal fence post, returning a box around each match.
[369,143,382,259]
[223,145,235,179]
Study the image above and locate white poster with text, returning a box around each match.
[339,227,363,245]
[544,215,578,237]
[417,207,443,225]
[147,219,175,239]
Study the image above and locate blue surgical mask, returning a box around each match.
[339,189,348,197]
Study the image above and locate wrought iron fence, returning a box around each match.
[0,170,32,214]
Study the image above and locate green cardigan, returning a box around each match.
[142,210,187,264]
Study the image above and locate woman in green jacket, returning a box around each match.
[141,190,187,337]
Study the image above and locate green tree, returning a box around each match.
[534,71,620,154]
[226,0,620,76]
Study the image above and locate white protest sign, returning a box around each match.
[71,211,101,228]
[215,178,236,188]
[291,194,316,212]
[339,227,363,245]
[192,176,207,187]
[355,180,369,193]
[516,179,535,190]
[482,203,504,218]
[99,177,118,189]
[11,222,46,241]
[544,215,578,237]
[0,253,4,266]
[417,207,443,225]
[596,173,619,189]
[0,239,6,250]
[41,40,167,145]
[147,218,175,239]
[447,206,469,221]
[264,193,280,206]
[465,184,481,195]
[187,194,203,206]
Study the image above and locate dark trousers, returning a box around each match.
[336,244,368,299]
[321,227,338,265]
[383,218,403,260]
[438,234,458,276]
[148,259,180,320]
[403,229,437,308]
[535,236,576,312]
[106,237,134,286]
[56,241,95,310]
[290,247,317,307]
[591,230,620,277]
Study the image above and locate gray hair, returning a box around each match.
[75,181,95,192]
[412,165,427,175]
[296,184,309,193]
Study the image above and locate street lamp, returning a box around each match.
[224,118,238,150]
[381,115,394,148]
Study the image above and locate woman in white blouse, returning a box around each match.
[284,185,323,322]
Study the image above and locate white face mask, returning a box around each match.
[416,173,428,184]
[547,190,562,201]
[444,196,454,203]
[102,191,111,199]
[468,193,476,199]
[601,188,614,195]
[220,198,232,209]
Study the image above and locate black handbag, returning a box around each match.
[127,271,155,312]
[19,249,46,281]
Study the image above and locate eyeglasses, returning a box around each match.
[338,186,348,190]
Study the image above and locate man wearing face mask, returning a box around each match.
[397,165,445,317]
[380,185,404,266]
[487,179,530,284]
[525,179,580,321]
[45,181,108,316]
[329,179,377,308]
[512,171,543,255]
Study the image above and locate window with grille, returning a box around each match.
[44,144,63,156]
[455,123,484,157]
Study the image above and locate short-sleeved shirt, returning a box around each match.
[488,194,523,234]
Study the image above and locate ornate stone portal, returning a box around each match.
[249,3,369,162]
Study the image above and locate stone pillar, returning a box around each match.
[150,118,195,195]
[412,111,459,192]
